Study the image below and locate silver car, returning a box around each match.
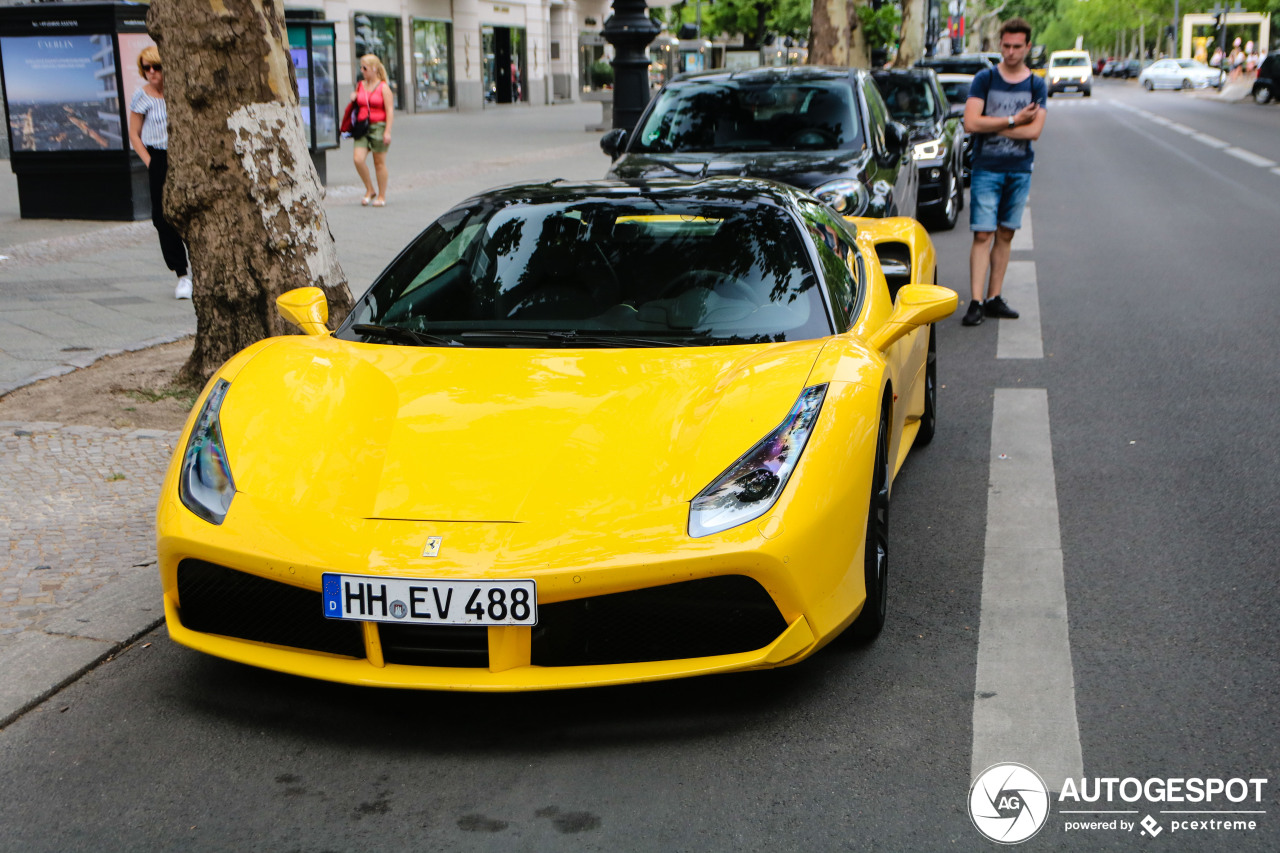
[1139,58,1225,91]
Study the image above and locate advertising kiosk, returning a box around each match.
[0,2,153,219]
[285,10,339,184]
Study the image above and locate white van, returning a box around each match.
[1047,50,1093,97]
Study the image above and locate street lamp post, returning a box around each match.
[602,0,661,132]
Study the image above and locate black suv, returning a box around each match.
[601,66,917,220]
[1253,54,1278,105]
[872,68,966,230]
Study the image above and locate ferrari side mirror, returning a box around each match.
[276,287,330,336]
[868,284,958,352]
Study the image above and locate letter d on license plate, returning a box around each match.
[321,574,537,626]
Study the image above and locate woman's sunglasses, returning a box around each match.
[142,63,162,72]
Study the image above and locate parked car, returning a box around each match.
[917,54,998,77]
[1114,59,1147,79]
[872,67,966,230]
[1139,58,1224,91]
[602,66,917,220]
[1100,58,1117,76]
[1252,53,1278,104]
[935,72,976,185]
[157,177,958,690]
[1047,49,1093,96]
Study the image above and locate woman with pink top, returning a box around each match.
[350,54,395,207]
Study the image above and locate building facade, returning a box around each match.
[306,0,613,113]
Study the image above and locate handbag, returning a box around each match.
[340,87,372,140]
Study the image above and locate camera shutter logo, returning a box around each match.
[969,763,1050,844]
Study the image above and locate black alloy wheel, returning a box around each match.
[849,409,890,641]
[927,171,961,231]
[915,324,937,446]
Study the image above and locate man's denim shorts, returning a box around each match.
[969,170,1033,232]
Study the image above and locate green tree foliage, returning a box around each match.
[659,0,812,46]
[1004,0,1275,56]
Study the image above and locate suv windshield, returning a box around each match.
[875,75,939,122]
[339,193,835,347]
[632,77,863,153]
[1052,56,1089,67]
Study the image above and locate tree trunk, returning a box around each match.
[148,0,353,385]
[894,0,926,67]
[810,0,870,68]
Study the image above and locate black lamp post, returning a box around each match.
[602,0,661,132]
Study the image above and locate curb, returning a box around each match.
[0,569,165,729]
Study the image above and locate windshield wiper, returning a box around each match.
[457,330,682,348]
[351,323,458,347]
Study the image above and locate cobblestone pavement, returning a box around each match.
[0,101,605,723]
[0,421,179,655]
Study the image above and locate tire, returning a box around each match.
[848,410,890,642]
[926,171,960,231]
[1256,86,1273,105]
[1181,78,1192,90]
[1143,79,1154,91]
[914,324,937,447]
[1083,87,1092,97]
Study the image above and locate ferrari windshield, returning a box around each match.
[339,191,834,347]
[632,77,863,153]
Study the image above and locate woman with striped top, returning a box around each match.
[127,46,192,300]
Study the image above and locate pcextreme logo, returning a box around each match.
[970,764,1271,844]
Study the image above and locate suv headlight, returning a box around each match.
[689,385,827,538]
[814,179,870,215]
[179,378,236,525]
[913,138,943,160]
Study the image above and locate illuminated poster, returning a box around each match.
[1,34,124,151]
[117,32,158,110]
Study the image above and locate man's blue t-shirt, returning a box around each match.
[969,67,1048,173]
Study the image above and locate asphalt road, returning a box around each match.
[1,79,1277,852]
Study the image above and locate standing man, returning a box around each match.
[961,18,1047,326]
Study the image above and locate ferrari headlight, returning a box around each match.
[689,384,827,538]
[814,179,869,216]
[179,378,236,525]
[913,138,943,160]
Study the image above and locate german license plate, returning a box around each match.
[321,573,537,626]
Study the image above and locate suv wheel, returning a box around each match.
[1256,85,1273,105]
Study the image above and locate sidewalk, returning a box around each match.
[0,101,607,725]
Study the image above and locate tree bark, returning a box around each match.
[894,0,926,67]
[810,0,870,67]
[148,0,353,385]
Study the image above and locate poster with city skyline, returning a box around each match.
[2,34,125,152]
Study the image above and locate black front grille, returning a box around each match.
[531,575,786,667]
[176,560,364,658]
[379,624,489,668]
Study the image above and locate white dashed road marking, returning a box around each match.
[1225,147,1277,168]
[972,389,1085,789]
[996,261,1043,360]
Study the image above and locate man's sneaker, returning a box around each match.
[175,275,193,300]
[983,295,1019,319]
[961,299,985,326]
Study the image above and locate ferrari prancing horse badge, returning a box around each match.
[422,536,442,557]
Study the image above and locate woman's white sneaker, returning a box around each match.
[175,275,193,299]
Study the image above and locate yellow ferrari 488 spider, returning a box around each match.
[157,178,956,690]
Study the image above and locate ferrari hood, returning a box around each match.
[218,337,828,524]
